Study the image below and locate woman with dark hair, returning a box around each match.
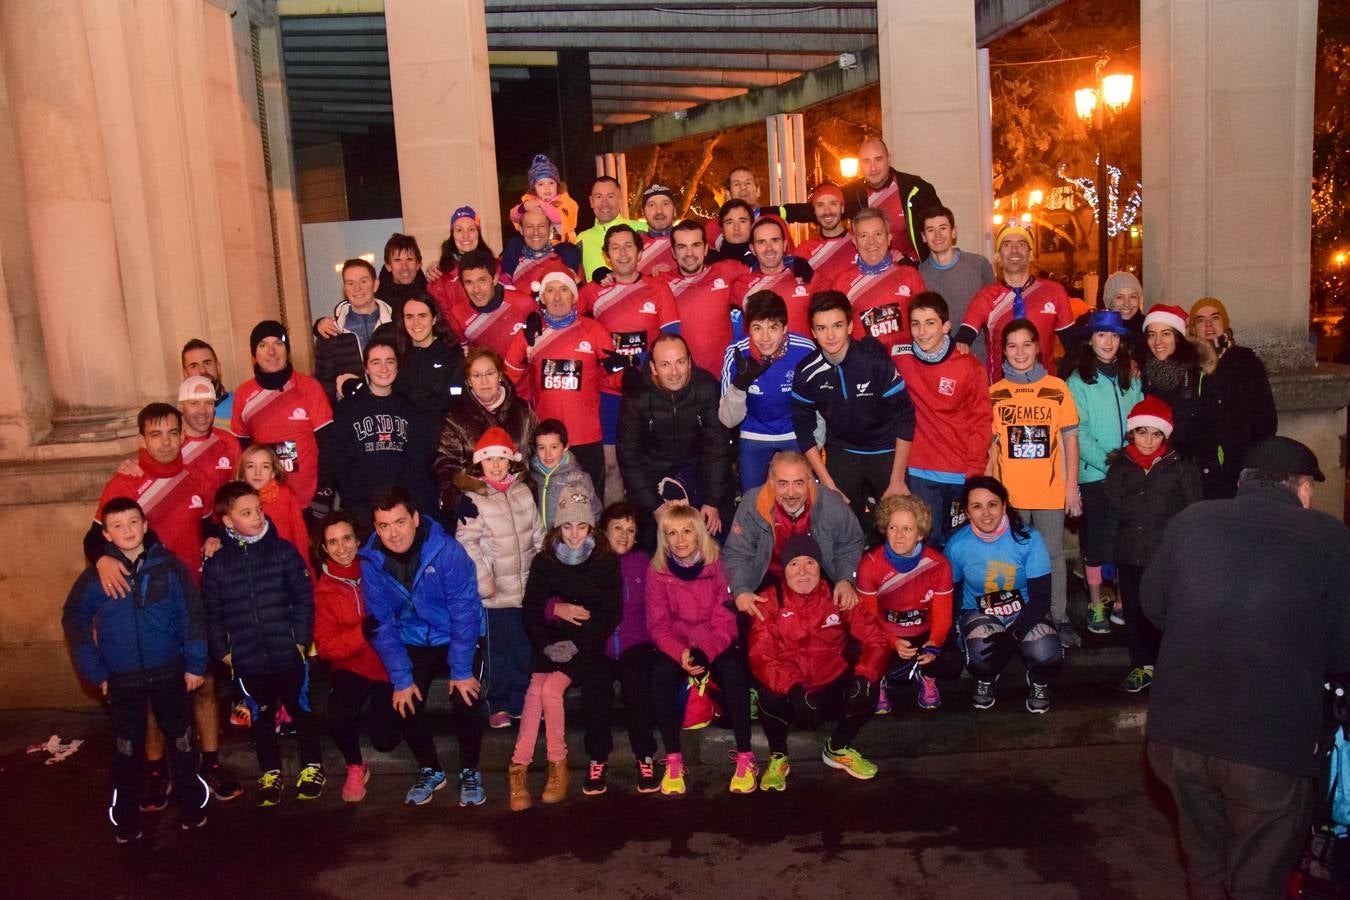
[1134,305,1203,463]
[943,476,1064,714]
[427,206,497,319]
[1066,309,1142,635]
[392,294,465,419]
[435,346,536,523]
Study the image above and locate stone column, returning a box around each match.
[0,0,138,440]
[385,0,502,256]
[876,0,987,253]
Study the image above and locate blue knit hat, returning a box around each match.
[527,154,560,188]
[450,206,478,228]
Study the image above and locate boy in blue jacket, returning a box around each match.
[62,497,210,843]
[359,485,487,807]
[202,481,320,807]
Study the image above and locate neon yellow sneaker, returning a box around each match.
[822,743,878,780]
[759,753,789,792]
[729,751,758,794]
[660,752,686,796]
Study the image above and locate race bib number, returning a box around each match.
[947,499,968,532]
[271,440,298,473]
[612,331,647,358]
[884,608,926,628]
[541,359,582,391]
[977,589,1024,618]
[1006,425,1050,460]
[861,303,902,338]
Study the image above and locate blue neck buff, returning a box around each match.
[912,335,951,364]
[555,534,594,565]
[1002,360,1047,384]
[856,254,893,276]
[522,243,551,260]
[884,541,924,573]
[542,308,577,330]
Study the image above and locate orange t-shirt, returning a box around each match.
[988,374,1079,510]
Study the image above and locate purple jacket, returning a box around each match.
[608,549,653,658]
[645,558,737,663]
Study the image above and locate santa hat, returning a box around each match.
[472,427,521,464]
[534,269,578,300]
[1126,396,1174,439]
[1142,304,1188,336]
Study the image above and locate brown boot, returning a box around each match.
[508,763,532,812]
[541,759,569,803]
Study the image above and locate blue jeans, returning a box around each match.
[483,607,530,718]
[739,438,797,493]
[907,474,966,550]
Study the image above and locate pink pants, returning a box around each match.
[511,671,571,765]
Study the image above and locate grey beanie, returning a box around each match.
[555,485,596,527]
[1102,271,1143,311]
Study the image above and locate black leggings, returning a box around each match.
[652,647,753,754]
[959,612,1064,686]
[327,669,402,766]
[825,446,896,534]
[579,644,660,762]
[1117,564,1162,668]
[1078,480,1111,566]
[883,632,965,684]
[107,668,206,831]
[757,672,877,755]
[239,664,322,773]
[402,644,485,772]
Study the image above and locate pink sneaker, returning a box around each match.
[874,679,892,716]
[488,712,512,729]
[917,674,941,710]
[342,763,370,803]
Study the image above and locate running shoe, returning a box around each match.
[200,762,243,801]
[296,764,326,800]
[760,753,790,792]
[916,673,941,710]
[405,768,447,806]
[140,768,170,812]
[114,827,143,845]
[1026,674,1052,714]
[1109,600,1126,627]
[459,768,486,807]
[229,700,252,728]
[1085,604,1111,634]
[1118,666,1154,694]
[636,757,661,794]
[488,711,512,729]
[1057,621,1083,648]
[582,760,608,796]
[342,763,369,803]
[822,743,878,780]
[729,751,758,794]
[180,807,207,832]
[874,679,892,715]
[972,679,996,710]
[661,753,686,796]
[257,770,282,807]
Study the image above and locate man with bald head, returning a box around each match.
[842,138,942,264]
[498,205,581,287]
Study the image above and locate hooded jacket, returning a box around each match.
[1066,365,1144,484]
[645,558,737,663]
[453,471,543,609]
[434,383,536,515]
[358,518,483,689]
[841,168,943,262]
[63,535,207,684]
[529,451,602,531]
[748,578,891,694]
[722,482,865,597]
[1101,449,1202,568]
[313,559,390,683]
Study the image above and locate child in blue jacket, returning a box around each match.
[62,497,210,843]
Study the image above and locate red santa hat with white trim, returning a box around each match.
[1142,304,1188,335]
[1126,396,1174,439]
[473,426,521,464]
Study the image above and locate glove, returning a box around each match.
[523,311,543,347]
[453,493,479,524]
[600,350,631,375]
[687,647,711,672]
[339,377,367,401]
[730,350,769,392]
[542,640,579,663]
[307,486,335,521]
[360,615,380,640]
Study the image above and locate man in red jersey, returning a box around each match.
[178,376,241,500]
[955,223,1074,383]
[637,184,678,277]
[891,293,993,548]
[840,138,942,263]
[659,220,744,376]
[230,320,334,511]
[830,208,927,360]
[448,250,537,361]
[731,217,814,337]
[794,182,856,286]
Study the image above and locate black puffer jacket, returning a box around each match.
[394,339,465,419]
[616,366,733,516]
[1100,450,1203,567]
[521,547,622,680]
[202,521,314,677]
[434,383,537,515]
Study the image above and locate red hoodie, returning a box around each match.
[313,559,389,683]
[748,578,891,694]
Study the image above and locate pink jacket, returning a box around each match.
[644,559,737,663]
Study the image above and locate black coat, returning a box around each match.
[521,549,622,680]
[1193,346,1278,498]
[394,339,465,419]
[841,168,942,262]
[202,521,314,678]
[1141,482,1350,777]
[434,384,537,515]
[1100,450,1202,568]
[616,366,733,516]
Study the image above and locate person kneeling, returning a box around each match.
[748,535,892,790]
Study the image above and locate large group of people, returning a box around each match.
[58,140,1341,894]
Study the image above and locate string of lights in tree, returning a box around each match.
[1057,157,1142,237]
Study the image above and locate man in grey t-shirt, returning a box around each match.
[918,206,995,359]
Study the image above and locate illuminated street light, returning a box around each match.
[839,157,859,180]
[1028,189,1044,207]
[1020,212,1033,225]
[1075,54,1134,303]
[992,213,1004,227]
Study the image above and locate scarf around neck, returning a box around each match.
[1002,360,1047,384]
[973,514,1010,544]
[254,363,293,391]
[556,534,594,565]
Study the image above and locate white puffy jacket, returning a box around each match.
[454,471,543,609]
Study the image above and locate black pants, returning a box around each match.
[1078,480,1110,566]
[1117,564,1162,669]
[1148,742,1315,900]
[758,672,877,755]
[825,446,895,534]
[239,664,321,773]
[106,668,206,833]
[884,632,966,684]
[328,669,402,766]
[403,644,484,772]
[570,442,606,504]
[579,644,660,762]
[652,648,753,754]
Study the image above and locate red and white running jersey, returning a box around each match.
[502,252,576,290]
[893,346,992,478]
[865,179,919,261]
[661,260,742,376]
[447,287,537,360]
[962,277,1074,383]
[504,316,616,445]
[637,234,676,278]
[731,267,813,337]
[832,262,927,360]
[230,372,333,509]
[181,428,241,503]
[795,233,856,286]
[855,544,954,644]
[95,465,212,581]
[577,277,680,394]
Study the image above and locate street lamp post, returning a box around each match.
[1075,55,1133,305]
